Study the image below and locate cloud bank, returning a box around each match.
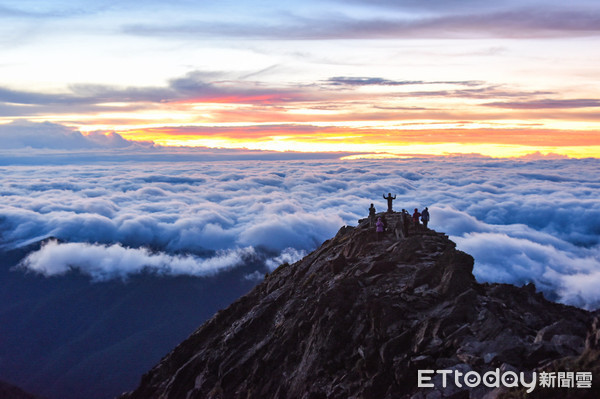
[0,121,354,164]
[0,120,144,150]
[18,240,257,282]
[1,157,599,309]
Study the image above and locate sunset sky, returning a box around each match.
[2,0,600,158]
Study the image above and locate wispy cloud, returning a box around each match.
[122,7,600,40]
[0,72,558,121]
[0,71,309,110]
[323,77,483,87]
[484,99,600,109]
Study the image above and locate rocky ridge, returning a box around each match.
[121,212,599,398]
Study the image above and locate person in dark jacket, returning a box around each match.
[421,207,430,229]
[383,193,396,213]
[368,203,376,227]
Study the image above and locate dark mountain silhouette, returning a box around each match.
[122,212,600,398]
[0,379,40,399]
[0,240,260,399]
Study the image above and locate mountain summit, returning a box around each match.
[121,212,599,398]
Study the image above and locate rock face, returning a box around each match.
[121,212,598,399]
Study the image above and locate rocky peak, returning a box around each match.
[121,212,598,399]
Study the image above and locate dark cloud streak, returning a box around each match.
[122,7,600,40]
[484,99,600,109]
[324,77,483,87]
[0,71,309,112]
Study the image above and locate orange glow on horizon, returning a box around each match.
[113,125,600,159]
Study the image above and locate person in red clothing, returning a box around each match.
[412,208,421,229]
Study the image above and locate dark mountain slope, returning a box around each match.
[0,380,40,399]
[122,213,599,398]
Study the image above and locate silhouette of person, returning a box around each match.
[368,203,376,227]
[421,207,430,229]
[412,208,421,229]
[383,193,396,213]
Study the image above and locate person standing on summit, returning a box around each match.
[421,207,430,229]
[412,208,421,229]
[383,193,396,213]
[368,203,376,227]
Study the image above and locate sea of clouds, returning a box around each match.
[1,139,599,308]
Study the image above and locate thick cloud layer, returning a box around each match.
[18,240,256,282]
[1,157,599,308]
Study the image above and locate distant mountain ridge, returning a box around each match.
[122,212,600,398]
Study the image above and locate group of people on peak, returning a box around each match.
[368,193,430,240]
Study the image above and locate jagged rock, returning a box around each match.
[586,316,600,350]
[328,254,347,274]
[120,212,598,399]
[535,319,587,344]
